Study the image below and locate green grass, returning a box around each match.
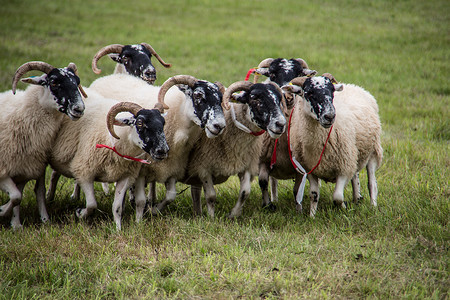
[0,0,449,298]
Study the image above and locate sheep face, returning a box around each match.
[257,58,314,86]
[178,81,226,138]
[286,76,342,128]
[116,109,169,160]
[22,67,85,120]
[233,83,286,138]
[109,44,157,84]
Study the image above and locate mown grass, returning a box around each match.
[0,0,448,298]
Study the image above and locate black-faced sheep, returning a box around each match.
[0,61,86,229]
[281,73,383,216]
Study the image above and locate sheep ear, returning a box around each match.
[231,91,249,104]
[21,74,47,86]
[303,68,317,77]
[334,84,344,92]
[108,53,122,63]
[281,84,303,96]
[114,114,136,127]
[255,68,270,77]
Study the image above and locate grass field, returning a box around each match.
[0,0,448,298]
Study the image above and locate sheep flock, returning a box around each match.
[0,42,383,230]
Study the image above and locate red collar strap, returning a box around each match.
[245,68,256,81]
[96,144,151,164]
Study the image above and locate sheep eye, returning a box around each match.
[136,119,143,128]
[123,57,130,65]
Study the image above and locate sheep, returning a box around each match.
[92,42,172,84]
[279,73,383,216]
[177,81,287,218]
[46,42,172,202]
[247,58,318,210]
[0,61,86,229]
[88,73,227,218]
[48,94,169,230]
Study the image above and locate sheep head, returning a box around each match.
[106,102,169,161]
[283,74,344,128]
[253,58,317,86]
[223,81,286,138]
[158,75,226,138]
[91,43,171,84]
[12,61,86,120]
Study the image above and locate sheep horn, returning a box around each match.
[91,44,124,75]
[67,62,88,99]
[141,43,172,68]
[253,58,274,84]
[12,61,54,94]
[214,81,226,95]
[222,81,254,111]
[106,102,144,140]
[322,73,339,84]
[157,75,199,111]
[295,58,317,77]
[290,76,308,87]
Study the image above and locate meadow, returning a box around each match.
[0,0,448,298]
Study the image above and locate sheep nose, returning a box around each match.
[213,123,224,132]
[323,113,335,123]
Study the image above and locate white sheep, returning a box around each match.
[48,91,169,230]
[0,61,86,229]
[280,73,383,216]
[88,73,227,218]
[178,81,287,218]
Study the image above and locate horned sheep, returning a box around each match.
[280,73,383,216]
[88,73,227,218]
[178,81,287,218]
[0,61,86,229]
[48,92,169,230]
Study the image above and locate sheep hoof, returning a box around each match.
[333,201,347,209]
[296,203,303,213]
[262,202,277,212]
[75,208,84,219]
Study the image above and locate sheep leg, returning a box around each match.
[112,178,131,231]
[70,183,81,201]
[258,163,272,209]
[351,172,363,203]
[270,176,278,203]
[76,181,97,219]
[152,177,177,215]
[333,175,348,209]
[10,182,26,230]
[366,157,378,207]
[46,170,61,202]
[293,173,303,213]
[308,174,320,217]
[101,182,110,195]
[35,175,49,223]
[0,177,22,218]
[229,171,252,218]
[191,185,202,216]
[147,181,156,204]
[202,175,216,218]
[134,176,147,223]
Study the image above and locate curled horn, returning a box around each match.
[222,81,254,110]
[12,61,54,94]
[295,58,317,77]
[157,75,199,111]
[67,62,88,98]
[290,76,308,88]
[254,58,274,83]
[322,73,339,84]
[214,81,226,95]
[141,43,172,68]
[106,102,143,140]
[91,44,124,74]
